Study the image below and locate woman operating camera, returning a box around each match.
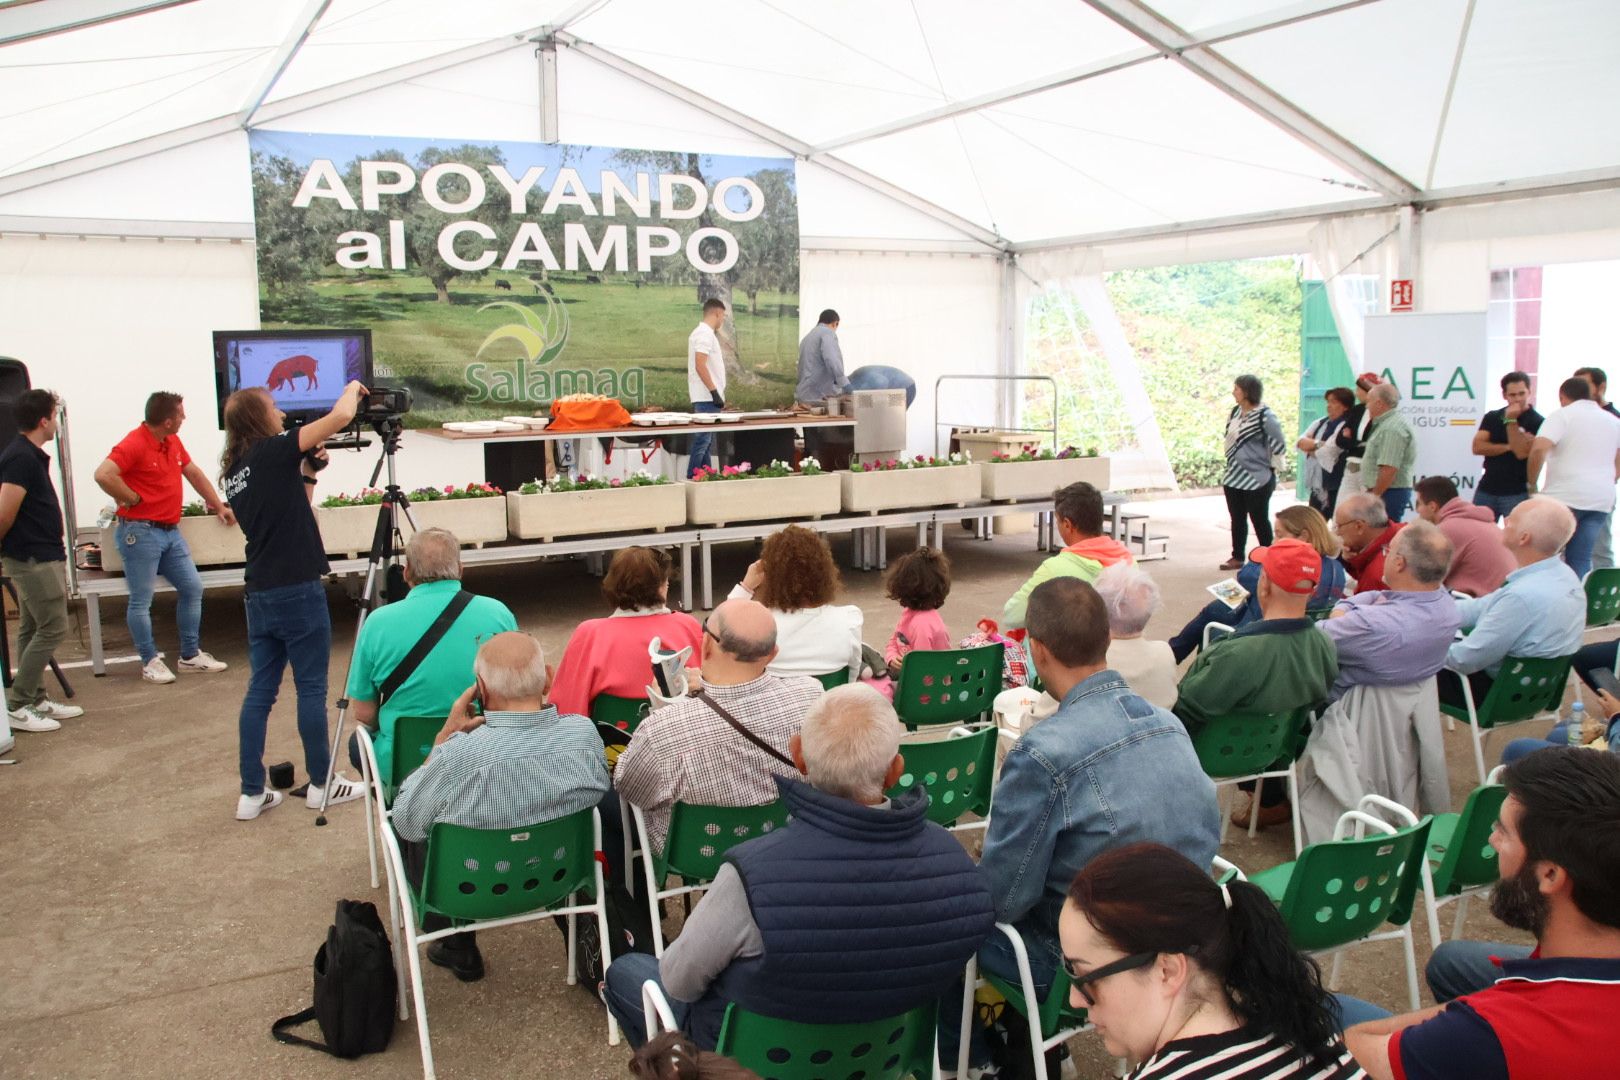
[220,380,367,821]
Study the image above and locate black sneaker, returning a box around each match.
[427,941,485,982]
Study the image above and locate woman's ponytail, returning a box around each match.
[1216,879,1338,1066]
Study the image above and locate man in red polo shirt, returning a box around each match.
[1344,747,1620,1079]
[94,392,234,683]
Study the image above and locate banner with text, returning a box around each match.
[1363,312,1488,499]
[248,130,800,421]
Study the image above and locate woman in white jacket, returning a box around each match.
[729,525,863,683]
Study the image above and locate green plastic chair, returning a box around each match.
[1424,766,1508,944]
[633,800,791,955]
[591,692,650,734]
[888,727,997,832]
[961,926,1090,1080]
[814,668,852,689]
[1439,654,1574,784]
[1191,707,1311,855]
[892,643,1004,730]
[381,806,617,1076]
[355,715,445,896]
[1249,798,1434,1010]
[1584,568,1620,629]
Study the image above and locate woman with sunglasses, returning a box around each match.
[1060,843,1366,1079]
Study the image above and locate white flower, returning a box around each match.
[800,456,820,469]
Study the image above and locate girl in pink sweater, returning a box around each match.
[864,547,953,699]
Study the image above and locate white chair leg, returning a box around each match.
[406,938,436,1080]
[1401,925,1420,1012]
[1217,783,1231,844]
[1329,949,1344,990]
[1286,767,1303,857]
[598,902,621,1045]
[1249,782,1261,840]
[1451,894,1470,940]
[957,955,977,1080]
[363,774,379,890]
[1470,719,1488,786]
[566,909,578,986]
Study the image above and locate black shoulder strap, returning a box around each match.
[696,690,794,767]
[376,590,474,707]
[271,1007,333,1055]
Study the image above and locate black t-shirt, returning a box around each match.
[222,432,328,592]
[0,435,65,562]
[1476,406,1544,495]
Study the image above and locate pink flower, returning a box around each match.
[443,485,454,494]
[610,478,622,487]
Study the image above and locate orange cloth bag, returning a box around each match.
[548,397,632,431]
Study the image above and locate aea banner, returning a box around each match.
[1363,312,1487,499]
[248,130,800,422]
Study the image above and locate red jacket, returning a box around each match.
[1434,498,1515,596]
[1343,521,1403,593]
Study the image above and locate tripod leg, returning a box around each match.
[49,658,73,699]
[0,576,12,692]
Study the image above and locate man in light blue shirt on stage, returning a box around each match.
[794,309,847,405]
[1437,496,1585,711]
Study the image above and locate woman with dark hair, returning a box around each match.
[548,545,703,715]
[220,380,366,821]
[1334,374,1381,500]
[1220,375,1287,571]
[730,524,863,681]
[1061,843,1366,1079]
[1298,387,1355,517]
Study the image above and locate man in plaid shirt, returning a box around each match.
[393,631,609,983]
[615,598,822,854]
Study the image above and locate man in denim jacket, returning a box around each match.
[978,577,1220,993]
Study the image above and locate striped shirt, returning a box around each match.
[1131,1029,1365,1080]
[1223,405,1287,491]
[391,707,611,842]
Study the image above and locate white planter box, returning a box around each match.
[980,456,1112,501]
[840,464,982,513]
[685,472,842,527]
[98,516,247,572]
[506,484,686,541]
[314,497,507,558]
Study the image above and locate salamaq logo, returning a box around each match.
[464,291,642,405]
[476,289,569,366]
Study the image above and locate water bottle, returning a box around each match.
[1567,702,1586,747]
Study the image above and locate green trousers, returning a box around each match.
[3,556,68,711]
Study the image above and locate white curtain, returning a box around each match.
[1305,213,1400,374]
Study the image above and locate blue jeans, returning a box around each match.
[1427,940,1532,1002]
[1332,994,1392,1029]
[1566,507,1609,579]
[604,952,729,1050]
[1381,486,1413,524]
[238,579,331,796]
[1502,722,1574,765]
[116,520,203,664]
[1596,512,1615,570]
[1472,489,1528,522]
[686,400,721,477]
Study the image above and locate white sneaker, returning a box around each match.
[142,657,176,684]
[307,775,366,809]
[236,791,283,820]
[35,698,84,720]
[178,651,228,673]
[7,705,60,733]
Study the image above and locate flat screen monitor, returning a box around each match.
[212,329,372,427]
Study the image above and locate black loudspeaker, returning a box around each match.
[0,358,31,446]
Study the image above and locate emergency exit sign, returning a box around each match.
[1391,279,1414,311]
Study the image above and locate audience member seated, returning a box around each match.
[1413,475,1514,597]
[1002,481,1132,630]
[1169,505,1347,662]
[346,527,518,787]
[979,578,1218,997]
[1318,521,1461,702]
[1344,748,1620,1080]
[548,546,703,716]
[603,684,994,1049]
[729,525,862,682]
[614,599,820,855]
[1334,493,1403,593]
[391,632,609,983]
[1062,844,1366,1079]
[1175,539,1338,832]
[1093,562,1177,710]
[1437,497,1585,712]
[867,546,952,700]
[1499,680,1620,764]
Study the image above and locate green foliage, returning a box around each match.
[520,473,668,493]
[179,501,211,518]
[320,482,501,508]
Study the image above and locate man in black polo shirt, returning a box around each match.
[1471,370,1544,522]
[0,389,83,732]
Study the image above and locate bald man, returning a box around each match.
[615,599,823,854]
[392,631,609,982]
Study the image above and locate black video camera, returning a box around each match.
[362,386,412,418]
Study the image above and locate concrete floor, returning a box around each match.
[2,493,1579,1079]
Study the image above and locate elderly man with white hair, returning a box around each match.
[1362,381,1418,523]
[1335,491,1404,593]
[391,631,610,983]
[1094,562,1177,709]
[603,684,994,1050]
[1438,496,1587,712]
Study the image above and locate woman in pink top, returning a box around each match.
[548,547,702,717]
[865,547,953,699]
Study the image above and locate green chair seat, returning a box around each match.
[385,714,444,803]
[1437,653,1573,784]
[591,692,650,734]
[1584,568,1620,628]
[888,727,996,829]
[983,970,1088,1044]
[814,669,852,689]
[414,809,599,926]
[715,1000,937,1080]
[892,644,1004,730]
[1249,861,1294,905]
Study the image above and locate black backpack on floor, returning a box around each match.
[272,900,398,1058]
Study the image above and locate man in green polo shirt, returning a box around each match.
[1363,381,1418,524]
[346,527,517,784]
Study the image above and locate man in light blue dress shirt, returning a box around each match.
[794,310,847,405]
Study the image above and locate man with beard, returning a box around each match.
[1342,748,1620,1079]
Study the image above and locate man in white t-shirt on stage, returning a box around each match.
[1528,375,1620,578]
[686,298,728,477]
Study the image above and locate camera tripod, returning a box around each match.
[314,415,413,826]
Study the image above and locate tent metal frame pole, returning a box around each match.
[237,0,334,127]
[0,0,201,47]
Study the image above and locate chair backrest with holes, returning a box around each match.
[657,801,791,886]
[1191,707,1309,780]
[715,1000,936,1080]
[814,669,851,690]
[1584,568,1620,628]
[1277,816,1432,951]
[420,808,596,922]
[887,727,996,827]
[892,643,1004,729]
[387,714,444,798]
[1469,655,1574,728]
[590,692,650,734]
[1430,782,1508,897]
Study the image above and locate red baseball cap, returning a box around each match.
[1248,538,1321,595]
